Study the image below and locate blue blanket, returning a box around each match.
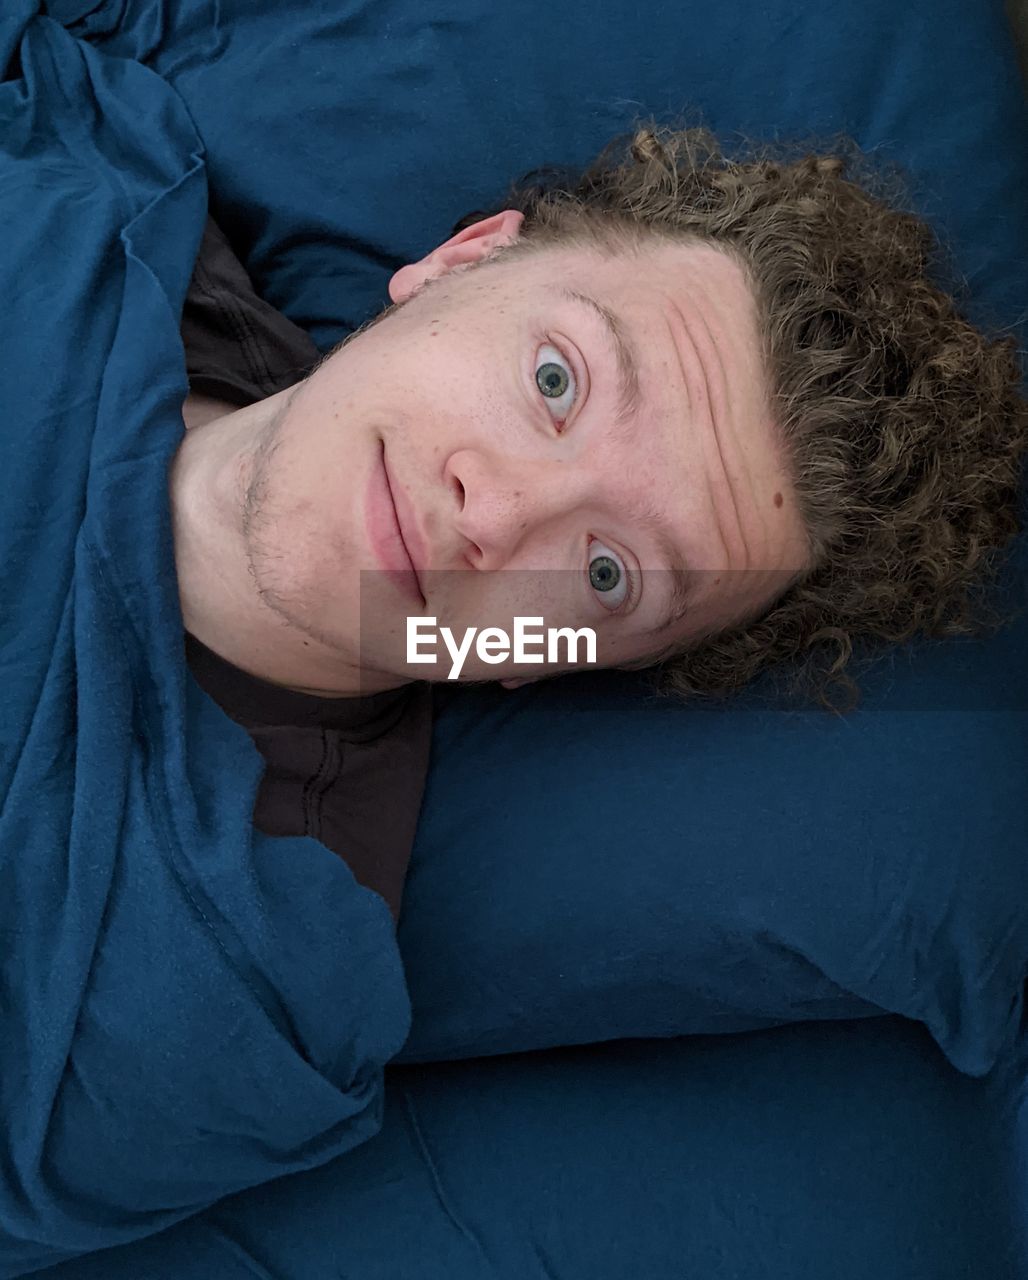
[0,11,410,1275]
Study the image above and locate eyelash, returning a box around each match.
[534,341,640,617]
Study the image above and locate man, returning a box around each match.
[172,124,1028,711]
[173,201,811,703]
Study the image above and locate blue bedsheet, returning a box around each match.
[31,1018,1028,1280]
[0,12,411,1275]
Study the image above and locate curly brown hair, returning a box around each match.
[452,120,1028,714]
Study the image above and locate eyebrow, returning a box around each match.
[557,287,699,636]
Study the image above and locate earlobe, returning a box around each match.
[388,261,424,304]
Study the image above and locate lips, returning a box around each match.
[386,456,428,592]
[365,441,426,606]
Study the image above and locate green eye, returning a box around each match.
[588,542,631,612]
[536,361,570,398]
[534,343,577,424]
[589,555,620,592]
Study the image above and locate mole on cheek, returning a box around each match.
[773,491,783,508]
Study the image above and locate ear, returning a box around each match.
[388,209,524,303]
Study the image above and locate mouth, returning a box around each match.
[365,440,426,607]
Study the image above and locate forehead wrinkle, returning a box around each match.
[663,304,757,640]
[672,296,748,573]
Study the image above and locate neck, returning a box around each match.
[169,391,402,698]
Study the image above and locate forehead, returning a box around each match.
[488,235,757,313]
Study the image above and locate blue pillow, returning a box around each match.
[64,0,1028,355]
[396,587,1027,1076]
[62,0,1028,1078]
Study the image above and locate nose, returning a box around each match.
[444,448,583,569]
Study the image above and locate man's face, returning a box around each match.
[240,216,811,689]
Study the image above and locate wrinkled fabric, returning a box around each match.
[30,1019,1028,1280]
[181,214,322,406]
[0,14,410,1276]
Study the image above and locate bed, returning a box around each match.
[1,0,1026,1275]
